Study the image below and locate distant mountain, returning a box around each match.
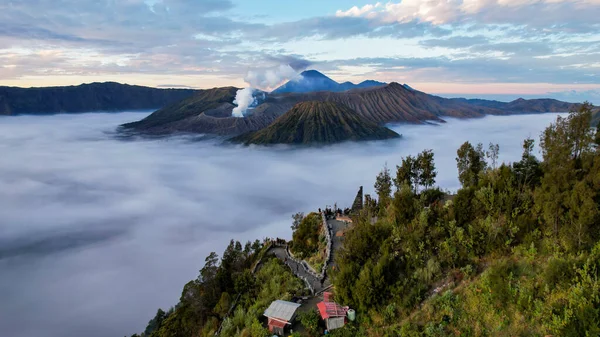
[0,82,197,115]
[451,97,578,113]
[121,86,281,136]
[232,101,400,145]
[592,110,600,126]
[271,70,385,94]
[124,81,580,137]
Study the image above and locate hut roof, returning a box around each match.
[263,300,301,322]
[317,301,349,319]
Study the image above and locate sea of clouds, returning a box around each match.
[0,111,564,337]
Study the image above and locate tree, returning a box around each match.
[214,292,232,318]
[417,149,436,190]
[291,212,304,231]
[394,155,417,192]
[513,137,542,190]
[536,104,595,239]
[374,164,393,210]
[456,141,487,188]
[298,309,320,337]
[144,308,167,336]
[486,143,500,170]
[291,213,321,258]
[595,120,600,148]
[200,252,219,282]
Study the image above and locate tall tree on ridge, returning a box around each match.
[375,163,393,212]
[417,149,437,190]
[456,141,487,188]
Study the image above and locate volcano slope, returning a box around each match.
[122,82,579,137]
[232,101,400,145]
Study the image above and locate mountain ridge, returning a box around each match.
[122,81,582,136]
[0,82,197,115]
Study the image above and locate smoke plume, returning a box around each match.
[231,64,303,117]
[232,88,256,118]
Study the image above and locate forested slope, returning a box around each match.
[132,103,600,337]
[330,102,600,336]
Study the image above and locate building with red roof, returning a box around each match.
[317,300,349,331]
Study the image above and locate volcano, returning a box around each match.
[232,101,400,145]
[121,71,581,139]
[272,70,385,94]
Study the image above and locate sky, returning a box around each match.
[0,0,599,102]
[0,111,565,337]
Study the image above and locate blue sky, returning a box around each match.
[0,0,599,102]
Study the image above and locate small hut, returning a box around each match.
[263,300,301,335]
[317,301,349,331]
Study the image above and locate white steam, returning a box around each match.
[245,64,300,90]
[232,88,256,118]
[231,64,303,118]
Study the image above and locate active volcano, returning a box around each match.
[232,101,400,145]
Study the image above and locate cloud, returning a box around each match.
[317,53,600,85]
[244,64,300,90]
[0,0,598,92]
[336,0,600,29]
[0,111,566,337]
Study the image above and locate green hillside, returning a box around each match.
[233,101,400,145]
[132,103,600,337]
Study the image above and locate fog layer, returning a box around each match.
[0,112,563,337]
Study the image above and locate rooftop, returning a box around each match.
[263,300,302,322]
[317,301,349,319]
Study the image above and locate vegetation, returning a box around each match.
[131,240,304,337]
[297,309,320,337]
[290,212,327,271]
[232,101,400,145]
[332,103,600,336]
[134,103,600,337]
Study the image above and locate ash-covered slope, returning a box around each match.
[232,101,400,145]
[0,82,196,115]
[266,82,501,124]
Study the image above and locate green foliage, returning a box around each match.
[298,309,320,337]
[330,103,600,336]
[456,141,487,188]
[137,101,600,337]
[394,155,418,192]
[375,164,393,213]
[417,149,437,190]
[394,150,437,194]
[290,212,322,259]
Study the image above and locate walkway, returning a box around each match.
[268,217,352,295]
[270,246,330,293]
[327,219,351,271]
